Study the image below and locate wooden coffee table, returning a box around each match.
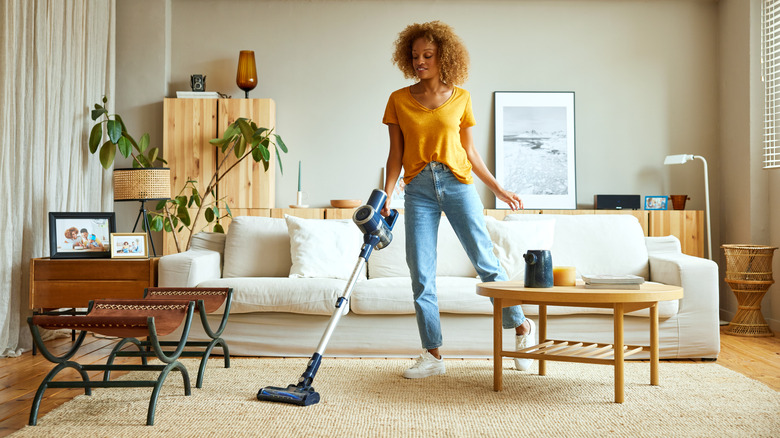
[476,281,683,403]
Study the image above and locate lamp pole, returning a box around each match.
[693,155,712,260]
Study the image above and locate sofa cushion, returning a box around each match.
[485,216,555,281]
[285,215,365,280]
[197,277,348,315]
[223,216,291,278]
[350,276,491,315]
[367,213,477,279]
[505,214,649,279]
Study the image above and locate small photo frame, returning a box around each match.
[644,196,669,210]
[49,212,116,259]
[110,233,149,259]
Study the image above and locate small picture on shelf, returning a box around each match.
[644,196,668,210]
[110,233,149,259]
[49,212,116,259]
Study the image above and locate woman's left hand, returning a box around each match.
[496,189,523,211]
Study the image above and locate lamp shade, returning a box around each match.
[113,168,171,201]
[236,50,258,98]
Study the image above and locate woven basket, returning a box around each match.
[113,168,171,201]
[721,244,777,337]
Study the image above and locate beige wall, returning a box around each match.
[114,0,778,330]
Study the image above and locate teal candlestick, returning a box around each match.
[298,161,301,191]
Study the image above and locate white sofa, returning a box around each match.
[158,213,720,359]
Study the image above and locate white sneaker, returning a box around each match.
[403,351,446,379]
[514,319,537,371]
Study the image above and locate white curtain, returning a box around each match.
[0,0,115,357]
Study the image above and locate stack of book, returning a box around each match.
[581,274,645,290]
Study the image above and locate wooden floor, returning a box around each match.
[0,327,777,437]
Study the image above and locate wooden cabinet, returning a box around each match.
[29,257,158,310]
[162,98,276,255]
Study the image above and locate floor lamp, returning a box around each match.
[113,168,171,257]
[663,154,712,260]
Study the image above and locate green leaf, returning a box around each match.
[91,108,107,121]
[236,119,254,142]
[192,188,202,207]
[224,202,232,217]
[209,137,231,146]
[213,223,225,234]
[163,217,173,232]
[222,123,239,140]
[147,147,159,165]
[117,136,132,158]
[235,136,246,159]
[259,142,270,161]
[155,199,168,210]
[275,144,284,175]
[149,215,163,232]
[251,145,263,162]
[252,127,269,139]
[88,124,102,153]
[138,133,150,152]
[274,134,288,153]
[205,207,215,222]
[98,140,115,169]
[106,120,122,144]
[175,195,187,206]
[212,206,219,219]
[177,204,191,227]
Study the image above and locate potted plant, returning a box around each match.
[147,117,288,252]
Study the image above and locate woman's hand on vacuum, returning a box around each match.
[381,198,392,217]
[496,189,523,211]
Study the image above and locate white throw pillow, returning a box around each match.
[222,216,291,278]
[285,215,365,280]
[485,216,555,281]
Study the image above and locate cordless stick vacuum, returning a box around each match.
[257,189,399,406]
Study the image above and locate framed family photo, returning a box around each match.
[49,212,116,259]
[110,233,149,258]
[644,196,669,210]
[494,91,576,209]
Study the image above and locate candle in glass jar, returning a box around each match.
[553,266,576,286]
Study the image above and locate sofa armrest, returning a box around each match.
[158,249,222,287]
[648,251,720,358]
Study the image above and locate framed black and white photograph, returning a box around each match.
[48,212,116,259]
[110,233,149,259]
[494,91,576,209]
[644,195,669,210]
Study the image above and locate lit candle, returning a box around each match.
[298,161,301,192]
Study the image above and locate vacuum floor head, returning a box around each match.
[257,384,320,406]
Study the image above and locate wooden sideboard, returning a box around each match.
[162,98,276,255]
[29,257,158,311]
[200,208,705,259]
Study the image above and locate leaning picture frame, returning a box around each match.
[644,196,669,210]
[110,233,149,259]
[494,91,576,209]
[49,212,116,259]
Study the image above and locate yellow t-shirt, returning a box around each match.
[383,86,476,184]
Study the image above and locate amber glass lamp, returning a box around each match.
[236,50,258,98]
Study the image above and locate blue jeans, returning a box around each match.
[404,161,526,350]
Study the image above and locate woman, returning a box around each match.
[381,21,536,379]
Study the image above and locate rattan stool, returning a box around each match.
[28,299,195,426]
[722,244,777,337]
[106,287,233,388]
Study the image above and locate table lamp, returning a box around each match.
[113,168,171,256]
[663,154,712,260]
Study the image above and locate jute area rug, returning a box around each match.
[11,358,779,437]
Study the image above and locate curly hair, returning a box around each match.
[391,21,470,85]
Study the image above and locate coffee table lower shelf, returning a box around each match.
[513,340,647,365]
